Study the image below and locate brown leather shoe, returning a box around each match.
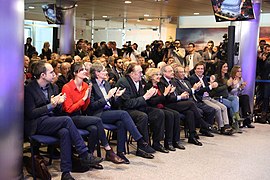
[105,149,125,164]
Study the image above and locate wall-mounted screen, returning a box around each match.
[211,0,255,22]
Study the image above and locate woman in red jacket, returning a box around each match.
[62,62,124,166]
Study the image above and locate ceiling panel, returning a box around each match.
[25,0,270,24]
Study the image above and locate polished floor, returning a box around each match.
[24,123,270,180]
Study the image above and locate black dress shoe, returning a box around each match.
[136,149,154,159]
[188,137,203,146]
[245,123,255,128]
[165,144,176,151]
[61,172,75,180]
[173,142,185,150]
[138,142,156,153]
[80,153,103,167]
[152,144,169,153]
[117,152,130,164]
[90,163,103,169]
[200,129,214,137]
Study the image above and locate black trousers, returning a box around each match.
[127,107,165,145]
[196,102,216,126]
[163,107,182,145]
[166,101,198,136]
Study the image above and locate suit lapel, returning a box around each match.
[126,76,140,96]
[33,80,49,103]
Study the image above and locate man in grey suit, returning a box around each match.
[185,43,203,74]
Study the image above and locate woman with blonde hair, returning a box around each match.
[41,41,52,60]
[144,68,185,151]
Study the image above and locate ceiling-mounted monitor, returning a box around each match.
[42,4,63,24]
[211,0,255,22]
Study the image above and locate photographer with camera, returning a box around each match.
[123,41,140,61]
[170,40,186,67]
[150,40,164,66]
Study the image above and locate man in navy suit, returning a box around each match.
[24,61,102,180]
[87,62,155,161]
[189,61,233,135]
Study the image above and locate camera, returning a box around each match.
[219,33,228,60]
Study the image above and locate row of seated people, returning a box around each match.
[24,55,254,180]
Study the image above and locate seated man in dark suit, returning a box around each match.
[116,62,168,153]
[173,65,215,137]
[159,64,212,146]
[56,62,71,92]
[189,61,233,135]
[24,61,102,180]
[108,58,124,87]
[87,62,155,161]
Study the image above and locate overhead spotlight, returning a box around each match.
[28,6,35,9]
[75,4,78,7]
[125,1,132,4]
[147,19,152,21]
[144,14,150,17]
[193,12,200,15]
[102,15,108,18]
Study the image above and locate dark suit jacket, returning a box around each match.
[159,76,180,103]
[87,79,118,116]
[109,67,124,85]
[189,74,212,102]
[24,44,36,58]
[141,50,152,60]
[115,76,147,112]
[56,75,69,92]
[24,80,61,136]
[175,78,202,102]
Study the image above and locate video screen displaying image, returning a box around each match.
[211,0,255,22]
[42,4,63,24]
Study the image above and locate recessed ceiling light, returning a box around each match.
[75,4,78,7]
[102,15,108,18]
[137,20,141,22]
[28,6,35,9]
[147,19,152,21]
[125,1,132,3]
[144,14,150,17]
[193,12,200,15]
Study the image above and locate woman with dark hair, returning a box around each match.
[62,62,124,167]
[210,61,242,133]
[229,65,255,128]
